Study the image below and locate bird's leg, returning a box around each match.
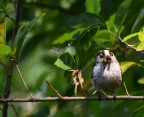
[97,89,108,101]
[101,89,108,98]
[92,90,97,95]
[97,91,102,102]
[112,91,116,102]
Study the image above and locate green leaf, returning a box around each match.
[138,32,144,41]
[120,61,140,74]
[66,12,105,28]
[52,28,83,45]
[71,25,100,68]
[94,30,116,42]
[122,32,144,42]
[54,58,74,71]
[136,41,144,51]
[131,9,144,33]
[0,20,6,44]
[0,44,11,60]
[12,13,45,61]
[114,0,132,32]
[106,14,116,30]
[138,77,144,84]
[85,0,101,15]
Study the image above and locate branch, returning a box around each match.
[10,104,19,117]
[108,29,144,55]
[123,82,130,96]
[2,59,15,117]
[3,0,21,116]
[5,14,16,24]
[16,64,33,98]
[46,80,63,98]
[0,96,144,102]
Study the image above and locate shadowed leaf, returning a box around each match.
[11,13,45,61]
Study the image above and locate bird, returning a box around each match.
[92,50,122,99]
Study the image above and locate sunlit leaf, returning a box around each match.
[54,58,74,71]
[120,61,139,74]
[85,0,101,15]
[0,44,11,60]
[122,32,144,42]
[0,20,6,44]
[94,30,116,42]
[65,46,75,56]
[52,28,83,45]
[106,14,116,29]
[138,77,144,84]
[138,32,144,41]
[136,41,144,51]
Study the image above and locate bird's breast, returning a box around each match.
[92,62,122,92]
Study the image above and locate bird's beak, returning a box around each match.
[103,56,111,63]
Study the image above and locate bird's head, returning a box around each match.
[97,50,114,64]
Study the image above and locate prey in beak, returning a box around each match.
[103,55,111,64]
[99,50,113,64]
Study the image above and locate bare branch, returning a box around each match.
[16,64,33,98]
[5,14,16,24]
[108,28,144,54]
[123,82,130,96]
[2,59,15,117]
[0,96,144,102]
[46,80,63,98]
[10,104,19,117]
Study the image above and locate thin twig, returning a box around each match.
[0,96,144,102]
[16,64,33,98]
[46,80,63,98]
[101,89,108,97]
[3,7,16,24]
[123,82,130,96]
[10,103,19,117]
[0,62,6,68]
[0,107,3,111]
[5,14,16,24]
[108,28,144,54]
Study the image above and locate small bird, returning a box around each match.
[92,50,122,98]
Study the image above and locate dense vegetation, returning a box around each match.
[0,0,144,116]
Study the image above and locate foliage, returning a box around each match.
[0,0,144,117]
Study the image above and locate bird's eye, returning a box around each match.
[99,50,105,58]
[109,51,113,56]
[100,53,104,58]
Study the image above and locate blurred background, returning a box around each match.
[1,0,144,116]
